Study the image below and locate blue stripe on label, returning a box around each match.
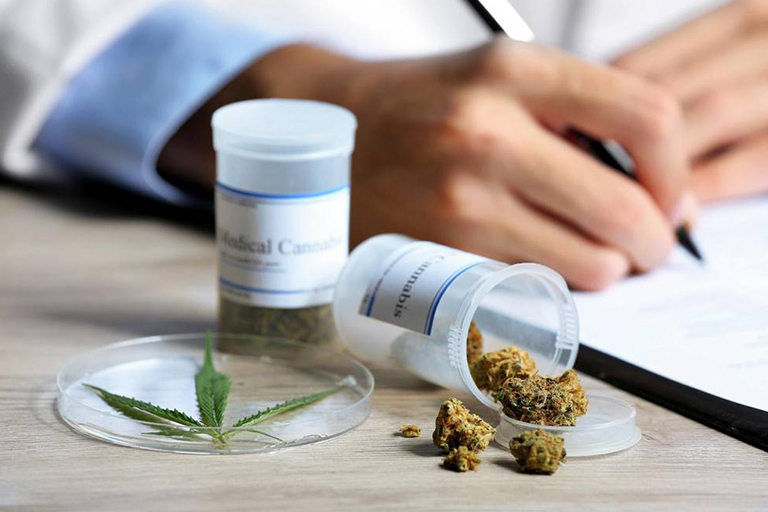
[216,181,349,200]
[220,276,326,295]
[364,243,428,317]
[424,261,490,335]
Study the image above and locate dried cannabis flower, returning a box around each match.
[497,370,588,426]
[466,321,484,365]
[509,429,566,475]
[218,301,336,348]
[433,398,495,453]
[399,424,421,438]
[443,446,481,472]
[470,346,537,394]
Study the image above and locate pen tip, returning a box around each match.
[676,226,704,262]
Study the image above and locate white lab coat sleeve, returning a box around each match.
[0,0,162,178]
[32,1,285,205]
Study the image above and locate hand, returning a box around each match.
[615,0,768,203]
[161,39,689,290]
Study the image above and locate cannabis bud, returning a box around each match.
[466,321,484,365]
[509,429,566,475]
[219,303,337,348]
[432,398,495,453]
[443,446,481,472]
[399,424,421,438]
[497,370,588,426]
[470,346,537,394]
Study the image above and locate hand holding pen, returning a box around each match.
[468,0,703,262]
[164,34,695,288]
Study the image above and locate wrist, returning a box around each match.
[158,44,367,192]
[244,43,366,108]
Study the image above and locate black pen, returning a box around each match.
[465,0,703,261]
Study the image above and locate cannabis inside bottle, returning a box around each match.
[332,234,579,407]
[211,99,357,347]
[334,235,642,457]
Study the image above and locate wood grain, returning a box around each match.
[1,184,766,512]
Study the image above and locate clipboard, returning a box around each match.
[576,345,768,452]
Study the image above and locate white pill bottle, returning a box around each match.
[213,99,357,344]
[333,235,580,408]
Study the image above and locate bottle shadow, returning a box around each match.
[33,304,215,341]
[0,175,213,235]
[394,437,443,458]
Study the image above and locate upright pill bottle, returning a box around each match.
[212,99,357,347]
[333,235,580,408]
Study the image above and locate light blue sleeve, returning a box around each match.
[34,1,286,206]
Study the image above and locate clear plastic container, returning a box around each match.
[212,99,356,345]
[495,394,642,457]
[333,234,579,408]
[333,234,640,456]
[57,334,374,454]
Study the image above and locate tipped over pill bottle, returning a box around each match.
[333,235,580,407]
[212,99,357,347]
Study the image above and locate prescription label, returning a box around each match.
[216,183,349,308]
[359,241,493,335]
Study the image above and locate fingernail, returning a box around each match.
[671,190,698,228]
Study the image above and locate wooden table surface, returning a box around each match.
[1,181,766,512]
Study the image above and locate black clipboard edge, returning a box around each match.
[576,344,768,453]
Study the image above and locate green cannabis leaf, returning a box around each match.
[83,384,203,427]
[230,387,345,429]
[195,332,231,428]
[143,426,208,441]
[83,331,347,449]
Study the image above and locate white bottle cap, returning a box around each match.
[212,99,357,160]
[495,395,642,457]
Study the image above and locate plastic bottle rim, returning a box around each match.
[452,262,580,409]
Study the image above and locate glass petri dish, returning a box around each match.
[57,333,374,454]
[494,394,641,457]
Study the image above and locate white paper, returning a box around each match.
[574,198,768,412]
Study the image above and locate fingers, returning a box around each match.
[610,2,768,207]
[408,170,632,290]
[433,40,678,273]
[686,83,768,158]
[614,0,767,78]
[693,131,768,202]
[658,33,768,102]
[679,190,700,229]
[487,192,632,291]
[505,47,689,220]
[500,123,676,271]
